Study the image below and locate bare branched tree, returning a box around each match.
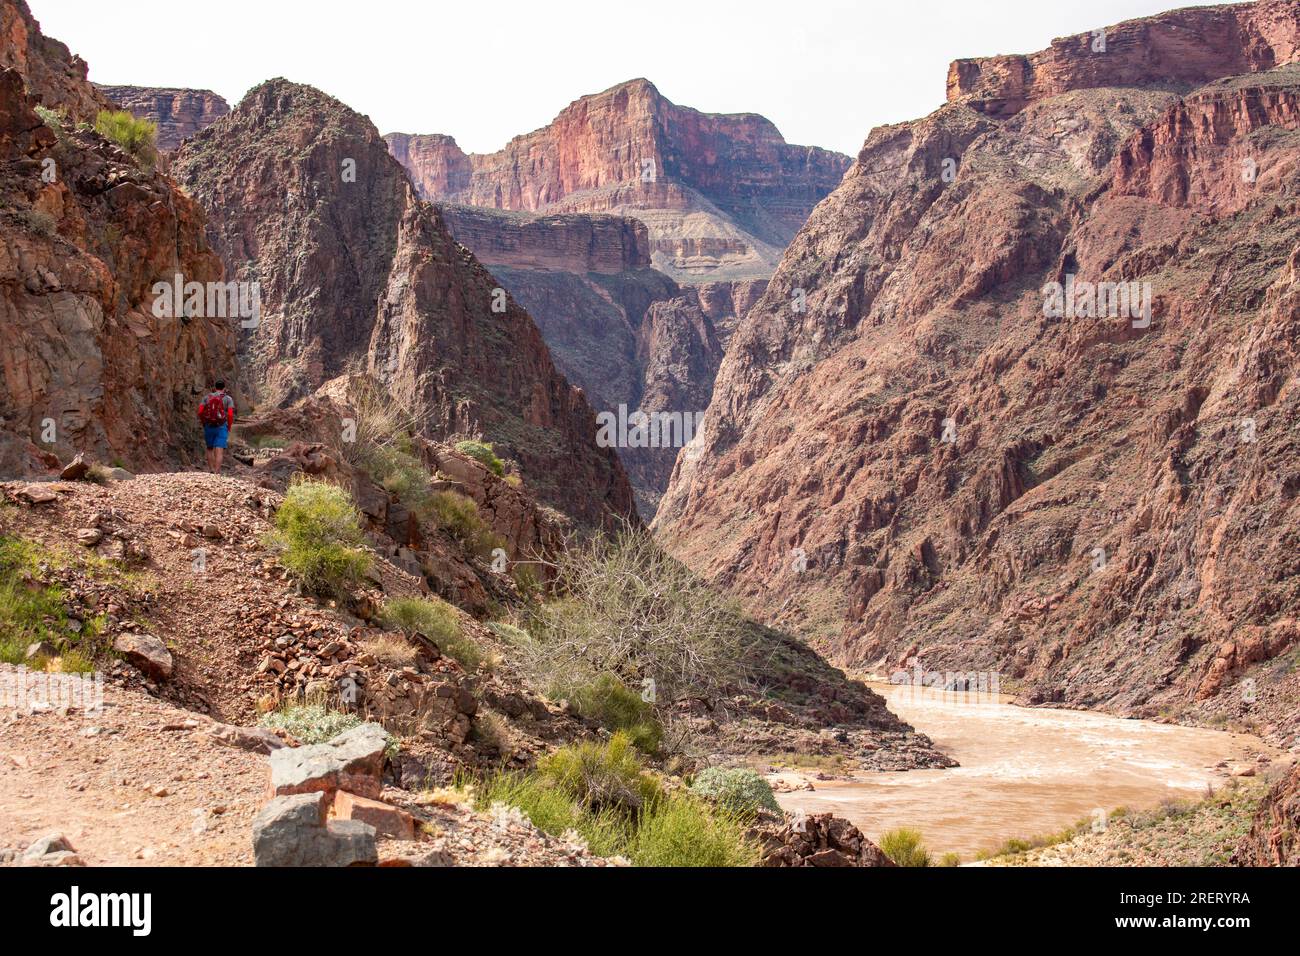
[522,523,748,717]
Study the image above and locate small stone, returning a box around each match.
[113,633,173,680]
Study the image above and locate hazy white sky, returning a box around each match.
[29,0,1225,156]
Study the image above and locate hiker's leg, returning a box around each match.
[214,447,224,473]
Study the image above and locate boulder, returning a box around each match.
[267,722,390,799]
[113,633,173,680]
[22,832,75,862]
[332,791,416,841]
[251,792,377,867]
[59,455,90,481]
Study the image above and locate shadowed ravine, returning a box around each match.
[774,684,1281,860]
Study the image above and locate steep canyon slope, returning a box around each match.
[171,80,634,526]
[0,0,234,478]
[655,0,1300,744]
[388,80,841,515]
[434,202,764,515]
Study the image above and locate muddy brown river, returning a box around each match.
[774,683,1278,860]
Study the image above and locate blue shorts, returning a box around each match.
[203,424,229,449]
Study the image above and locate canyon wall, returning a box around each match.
[386,78,849,283]
[0,0,234,478]
[171,79,634,527]
[97,85,230,151]
[388,80,824,515]
[435,203,763,516]
[655,0,1300,744]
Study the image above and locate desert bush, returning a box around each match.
[476,771,631,857]
[267,478,370,596]
[382,596,481,669]
[537,732,662,815]
[358,633,419,668]
[430,491,501,557]
[94,110,157,169]
[0,536,76,664]
[259,701,363,744]
[689,766,780,815]
[939,852,962,867]
[879,827,931,867]
[455,439,505,476]
[568,673,663,754]
[629,794,760,867]
[18,207,57,238]
[524,523,746,722]
[485,621,531,645]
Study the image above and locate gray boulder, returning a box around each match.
[267,722,390,799]
[251,792,377,867]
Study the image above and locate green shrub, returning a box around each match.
[362,442,434,516]
[879,827,931,867]
[430,491,501,557]
[93,110,158,169]
[486,621,531,645]
[382,596,481,669]
[0,536,76,664]
[258,701,363,744]
[629,794,760,867]
[689,766,780,815]
[537,732,662,815]
[455,439,504,476]
[479,736,757,866]
[939,852,962,867]
[477,771,631,857]
[268,478,370,596]
[567,673,663,755]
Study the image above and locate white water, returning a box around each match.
[774,683,1277,859]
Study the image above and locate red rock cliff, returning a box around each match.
[97,85,230,152]
[0,0,234,477]
[656,0,1300,741]
[948,0,1300,117]
[386,79,850,282]
[172,80,635,527]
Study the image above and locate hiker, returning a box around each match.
[198,380,235,474]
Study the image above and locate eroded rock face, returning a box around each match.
[655,3,1300,734]
[0,0,110,122]
[96,85,230,152]
[0,0,234,479]
[431,203,768,517]
[1234,763,1300,865]
[948,0,1300,118]
[385,78,850,283]
[171,79,634,527]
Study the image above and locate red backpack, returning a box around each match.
[199,393,228,427]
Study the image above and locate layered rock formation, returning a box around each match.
[387,81,838,516]
[949,0,1300,118]
[386,79,849,283]
[0,0,233,478]
[435,202,762,516]
[171,79,634,526]
[655,0,1300,738]
[97,85,230,151]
